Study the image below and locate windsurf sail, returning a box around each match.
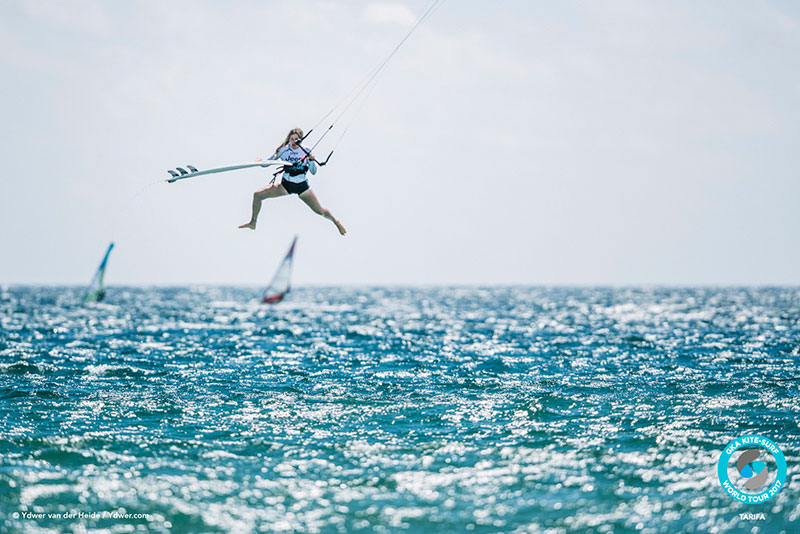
[83,242,114,304]
[166,160,290,183]
[262,236,297,304]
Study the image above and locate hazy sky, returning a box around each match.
[2,0,799,286]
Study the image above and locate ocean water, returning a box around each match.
[1,286,798,534]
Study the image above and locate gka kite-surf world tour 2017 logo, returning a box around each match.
[717,435,787,504]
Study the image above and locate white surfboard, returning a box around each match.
[166,160,291,183]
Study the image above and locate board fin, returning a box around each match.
[187,165,198,173]
[177,167,188,176]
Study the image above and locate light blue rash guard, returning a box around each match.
[270,145,318,183]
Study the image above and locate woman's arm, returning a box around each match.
[255,152,279,162]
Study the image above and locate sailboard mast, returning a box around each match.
[262,236,298,304]
[83,243,115,304]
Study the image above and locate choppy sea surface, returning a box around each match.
[1,286,798,534]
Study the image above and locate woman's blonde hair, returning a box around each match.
[274,128,303,157]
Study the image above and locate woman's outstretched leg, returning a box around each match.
[298,188,347,235]
[239,183,288,229]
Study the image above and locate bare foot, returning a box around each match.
[238,221,256,230]
[335,220,347,236]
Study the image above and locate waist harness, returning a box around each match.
[284,162,309,177]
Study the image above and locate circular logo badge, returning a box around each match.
[717,435,786,503]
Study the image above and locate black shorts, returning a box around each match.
[281,179,309,195]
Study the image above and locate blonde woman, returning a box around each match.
[239,128,346,235]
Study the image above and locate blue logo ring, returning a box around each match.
[717,435,786,503]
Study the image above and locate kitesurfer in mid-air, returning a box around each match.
[238,128,346,235]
